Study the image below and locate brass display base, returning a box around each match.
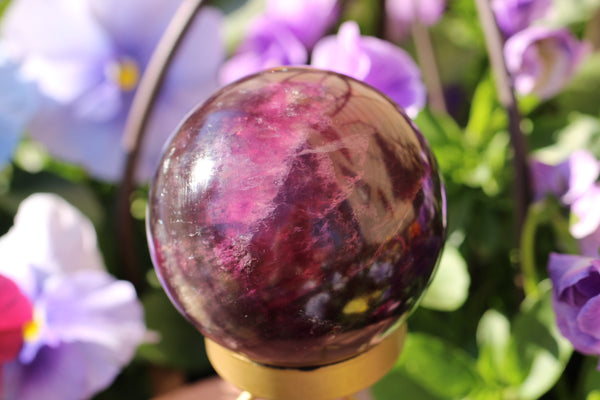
[205,325,407,400]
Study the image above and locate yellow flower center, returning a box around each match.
[23,309,43,343]
[106,57,140,91]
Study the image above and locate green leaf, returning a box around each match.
[542,0,600,27]
[475,283,573,400]
[532,113,600,164]
[397,333,483,399]
[476,310,516,384]
[371,368,443,400]
[137,289,212,373]
[557,53,600,116]
[420,244,470,311]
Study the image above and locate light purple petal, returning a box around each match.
[219,18,307,85]
[505,26,590,99]
[563,150,600,204]
[42,271,144,358]
[529,158,569,201]
[0,54,39,168]
[385,0,446,41]
[2,1,224,182]
[2,0,112,102]
[579,227,600,257]
[88,0,179,60]
[3,341,131,400]
[311,21,425,117]
[571,185,600,239]
[492,0,551,37]
[529,150,600,204]
[266,0,339,48]
[0,194,105,300]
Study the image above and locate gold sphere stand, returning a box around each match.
[205,324,407,400]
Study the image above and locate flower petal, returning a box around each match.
[311,21,425,116]
[0,194,105,280]
[42,270,144,360]
[547,253,600,298]
[3,341,131,400]
[0,275,32,363]
[504,27,589,99]
[577,295,600,338]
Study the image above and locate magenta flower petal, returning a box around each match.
[504,26,590,99]
[0,275,32,363]
[311,21,425,117]
[492,0,551,37]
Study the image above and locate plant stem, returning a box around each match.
[117,0,207,290]
[412,21,447,114]
[474,0,531,244]
[520,202,543,298]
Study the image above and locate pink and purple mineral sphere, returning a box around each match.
[147,67,446,367]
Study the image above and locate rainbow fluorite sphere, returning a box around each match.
[147,68,446,367]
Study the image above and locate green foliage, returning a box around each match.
[137,287,213,374]
[374,284,572,400]
[420,244,470,312]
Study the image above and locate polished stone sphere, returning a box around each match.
[147,67,446,367]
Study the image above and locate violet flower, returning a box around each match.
[311,21,426,117]
[265,0,339,49]
[530,150,600,204]
[385,0,446,41]
[0,50,38,168]
[492,0,551,37]
[548,253,600,366]
[0,194,145,400]
[1,0,224,182]
[219,0,338,84]
[504,26,589,99]
[219,18,307,85]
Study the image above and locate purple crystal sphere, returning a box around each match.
[147,67,446,367]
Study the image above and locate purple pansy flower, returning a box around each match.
[530,150,600,250]
[504,26,589,99]
[492,0,551,37]
[219,18,307,85]
[311,21,426,117]
[265,0,339,48]
[570,185,600,239]
[1,0,224,182]
[0,50,38,168]
[385,0,446,41]
[0,194,145,400]
[219,0,338,85]
[530,150,600,204]
[548,253,600,366]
